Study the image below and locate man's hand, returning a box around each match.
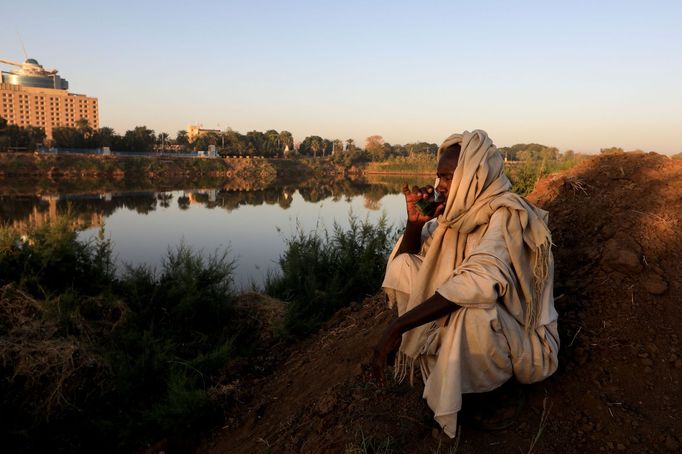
[403,184,445,224]
[370,321,403,387]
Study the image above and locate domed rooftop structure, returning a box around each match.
[0,56,68,90]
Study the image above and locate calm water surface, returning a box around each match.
[2,177,433,288]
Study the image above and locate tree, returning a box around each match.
[310,138,321,158]
[123,126,156,152]
[332,139,343,155]
[501,143,559,162]
[264,129,280,157]
[0,121,45,151]
[94,127,118,148]
[279,130,294,152]
[245,130,266,156]
[345,138,355,152]
[176,130,189,146]
[52,126,84,148]
[299,136,327,157]
[562,149,575,162]
[365,135,385,161]
[157,132,170,150]
[222,129,248,155]
[193,132,219,151]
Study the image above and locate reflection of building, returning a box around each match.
[186,189,217,204]
[187,124,221,142]
[10,195,104,233]
[0,57,99,139]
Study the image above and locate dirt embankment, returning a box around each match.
[202,152,682,453]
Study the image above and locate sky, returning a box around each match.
[2,0,681,153]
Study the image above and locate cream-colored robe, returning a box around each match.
[382,209,560,437]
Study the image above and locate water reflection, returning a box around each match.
[1,175,432,288]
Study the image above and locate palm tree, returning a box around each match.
[345,138,355,151]
[310,138,321,158]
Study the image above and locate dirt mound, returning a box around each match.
[203,152,682,453]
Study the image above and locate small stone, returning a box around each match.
[641,272,668,295]
[675,359,682,369]
[617,443,626,450]
[602,239,642,274]
[641,358,653,366]
[607,442,614,449]
[638,352,649,358]
[316,394,337,415]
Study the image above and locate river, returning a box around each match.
[1,176,433,289]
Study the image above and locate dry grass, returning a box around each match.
[527,393,552,454]
[0,284,111,419]
[564,176,589,196]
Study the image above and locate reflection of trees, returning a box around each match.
[363,196,382,211]
[177,196,190,210]
[157,192,173,208]
[0,197,42,222]
[277,188,293,209]
[1,175,423,230]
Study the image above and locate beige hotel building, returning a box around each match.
[0,57,98,139]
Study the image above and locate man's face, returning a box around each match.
[435,151,459,198]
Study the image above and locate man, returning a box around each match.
[370,130,559,437]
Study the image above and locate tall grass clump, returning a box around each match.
[267,214,396,336]
[369,154,437,174]
[506,158,580,196]
[0,218,256,452]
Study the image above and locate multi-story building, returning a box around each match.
[187,124,221,143]
[0,57,99,139]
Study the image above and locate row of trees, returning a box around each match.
[7,116,658,162]
[0,117,442,163]
[0,117,46,150]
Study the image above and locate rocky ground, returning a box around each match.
[201,152,682,453]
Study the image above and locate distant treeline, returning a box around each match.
[0,117,440,164]
[3,115,674,164]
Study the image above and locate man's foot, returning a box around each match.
[460,380,526,431]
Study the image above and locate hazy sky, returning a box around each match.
[2,0,681,153]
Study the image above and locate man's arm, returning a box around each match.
[395,219,426,255]
[370,292,458,385]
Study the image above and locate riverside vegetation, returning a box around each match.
[0,214,396,452]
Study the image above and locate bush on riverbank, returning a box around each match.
[364,153,437,174]
[505,158,582,195]
[266,215,397,336]
[0,219,257,451]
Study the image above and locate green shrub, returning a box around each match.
[369,154,436,173]
[267,214,396,336]
[0,220,254,451]
[505,158,580,196]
